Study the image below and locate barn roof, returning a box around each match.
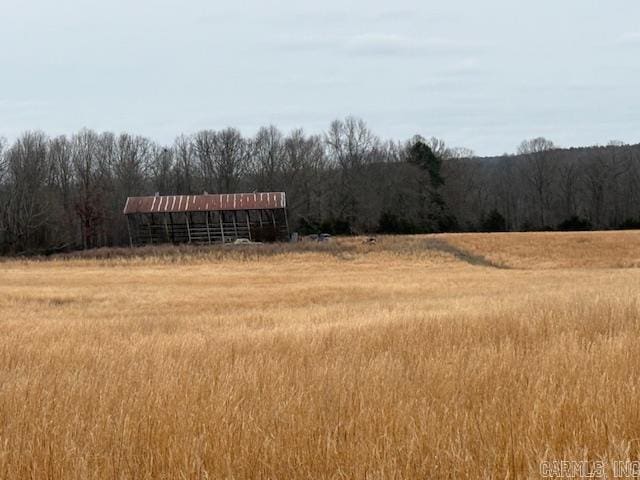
[123,192,286,215]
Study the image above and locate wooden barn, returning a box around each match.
[123,192,289,246]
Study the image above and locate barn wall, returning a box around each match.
[128,209,289,246]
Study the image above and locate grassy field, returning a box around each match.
[1,231,640,479]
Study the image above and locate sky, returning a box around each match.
[1,0,639,156]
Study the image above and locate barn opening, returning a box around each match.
[123,192,289,246]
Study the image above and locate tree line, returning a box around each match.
[0,117,639,254]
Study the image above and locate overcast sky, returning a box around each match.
[1,0,639,155]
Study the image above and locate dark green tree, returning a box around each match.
[407,137,443,188]
[405,136,451,232]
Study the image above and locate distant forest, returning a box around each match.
[1,117,639,254]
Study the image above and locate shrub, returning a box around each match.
[557,216,592,231]
[619,218,640,230]
[377,212,417,234]
[481,209,507,232]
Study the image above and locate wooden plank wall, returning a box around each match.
[128,209,289,246]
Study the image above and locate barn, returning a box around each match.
[123,192,289,246]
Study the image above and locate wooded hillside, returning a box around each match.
[1,117,638,254]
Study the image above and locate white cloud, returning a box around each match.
[441,57,482,74]
[271,34,342,52]
[344,34,425,56]
[273,33,481,57]
[2,0,640,156]
[617,32,640,45]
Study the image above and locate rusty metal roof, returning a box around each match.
[123,192,286,215]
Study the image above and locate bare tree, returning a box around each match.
[113,134,152,194]
[325,117,379,226]
[108,134,153,243]
[325,117,377,170]
[517,137,557,228]
[282,129,327,225]
[212,128,249,193]
[0,137,7,184]
[557,157,581,220]
[193,130,216,192]
[150,146,175,194]
[582,146,631,228]
[253,125,284,191]
[2,131,51,252]
[71,129,110,249]
[173,134,196,194]
[47,135,75,246]
[426,137,454,161]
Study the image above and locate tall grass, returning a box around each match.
[0,232,639,478]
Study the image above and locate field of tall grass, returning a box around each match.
[1,231,639,479]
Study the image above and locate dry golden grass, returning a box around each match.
[1,231,640,478]
[441,230,640,269]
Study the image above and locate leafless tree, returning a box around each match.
[71,129,109,249]
[517,137,557,227]
[282,129,327,224]
[212,128,249,193]
[2,131,50,252]
[582,146,631,227]
[113,134,152,193]
[325,117,377,170]
[173,134,196,194]
[325,117,380,225]
[426,137,454,160]
[557,157,581,219]
[253,125,284,191]
[150,146,175,194]
[0,137,7,184]
[47,135,75,246]
[193,130,217,192]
